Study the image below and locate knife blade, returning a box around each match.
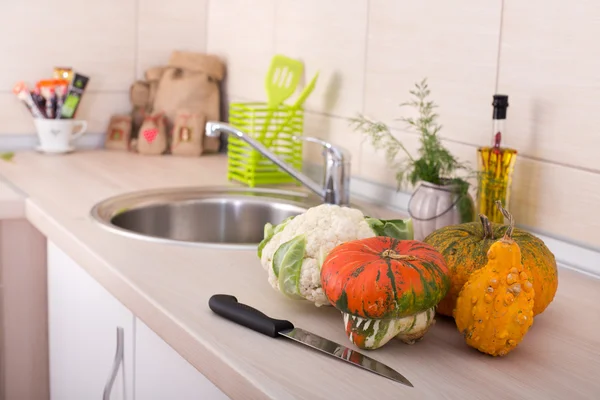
[208,294,413,387]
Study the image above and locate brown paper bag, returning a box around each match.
[105,115,132,151]
[145,66,166,107]
[130,81,151,137]
[137,112,167,155]
[131,108,147,142]
[152,51,224,153]
[170,110,207,157]
[130,80,150,109]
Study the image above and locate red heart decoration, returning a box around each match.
[142,128,158,143]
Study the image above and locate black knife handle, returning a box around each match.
[209,294,294,338]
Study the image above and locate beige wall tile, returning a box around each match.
[364,0,502,146]
[510,159,600,248]
[206,0,277,101]
[0,92,130,135]
[0,94,36,134]
[359,129,423,189]
[497,0,600,171]
[0,1,136,92]
[302,112,362,177]
[75,93,131,134]
[274,0,368,117]
[137,0,208,78]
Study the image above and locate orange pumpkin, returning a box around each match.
[423,214,558,317]
[321,237,450,319]
[320,237,450,349]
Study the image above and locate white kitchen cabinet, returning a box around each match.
[47,240,229,400]
[47,241,135,400]
[135,318,229,400]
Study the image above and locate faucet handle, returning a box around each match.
[292,136,350,205]
[291,136,348,162]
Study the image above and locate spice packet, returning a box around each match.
[60,72,89,119]
[40,86,55,118]
[31,87,46,115]
[53,67,73,83]
[54,84,67,119]
[36,79,69,119]
[12,82,45,118]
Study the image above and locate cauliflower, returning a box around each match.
[258,204,413,307]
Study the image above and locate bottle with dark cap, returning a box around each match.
[491,94,509,148]
[477,94,518,223]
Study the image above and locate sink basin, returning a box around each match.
[90,187,324,249]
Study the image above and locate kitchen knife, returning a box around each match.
[208,294,413,387]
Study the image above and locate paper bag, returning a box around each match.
[105,115,132,151]
[137,112,167,155]
[152,51,224,153]
[171,110,209,157]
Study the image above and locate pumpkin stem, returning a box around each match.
[479,214,493,239]
[495,200,515,239]
[381,249,418,261]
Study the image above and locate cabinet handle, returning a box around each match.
[103,326,124,400]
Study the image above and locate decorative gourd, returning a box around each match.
[423,206,557,317]
[454,203,535,356]
[343,307,437,349]
[321,237,450,350]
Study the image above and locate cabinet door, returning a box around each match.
[47,241,135,400]
[135,318,230,400]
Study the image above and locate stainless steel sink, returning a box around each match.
[90,187,324,249]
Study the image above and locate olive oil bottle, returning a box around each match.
[477,95,518,223]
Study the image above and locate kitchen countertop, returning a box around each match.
[0,179,25,218]
[0,150,598,400]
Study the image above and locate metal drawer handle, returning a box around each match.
[103,327,124,400]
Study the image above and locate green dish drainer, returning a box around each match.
[227,102,304,187]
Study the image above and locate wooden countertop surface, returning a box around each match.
[0,179,25,218]
[0,150,598,400]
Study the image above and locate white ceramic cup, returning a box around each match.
[33,119,87,152]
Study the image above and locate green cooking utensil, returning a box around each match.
[259,55,304,143]
[265,71,319,148]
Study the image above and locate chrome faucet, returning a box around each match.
[205,121,351,206]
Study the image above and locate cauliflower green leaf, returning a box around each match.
[366,217,413,240]
[258,215,295,258]
[272,234,306,300]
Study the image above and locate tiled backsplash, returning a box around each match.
[1,0,599,249]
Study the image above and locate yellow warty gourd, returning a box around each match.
[454,202,535,357]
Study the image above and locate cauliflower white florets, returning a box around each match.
[260,204,376,306]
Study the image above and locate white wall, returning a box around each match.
[0,0,598,249]
[0,0,208,135]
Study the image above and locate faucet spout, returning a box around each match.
[206,121,350,206]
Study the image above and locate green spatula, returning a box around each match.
[264,71,319,148]
[259,55,304,143]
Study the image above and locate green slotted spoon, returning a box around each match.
[259,55,304,143]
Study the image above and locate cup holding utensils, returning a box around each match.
[13,67,90,155]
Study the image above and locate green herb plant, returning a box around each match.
[351,78,476,221]
[351,79,477,190]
